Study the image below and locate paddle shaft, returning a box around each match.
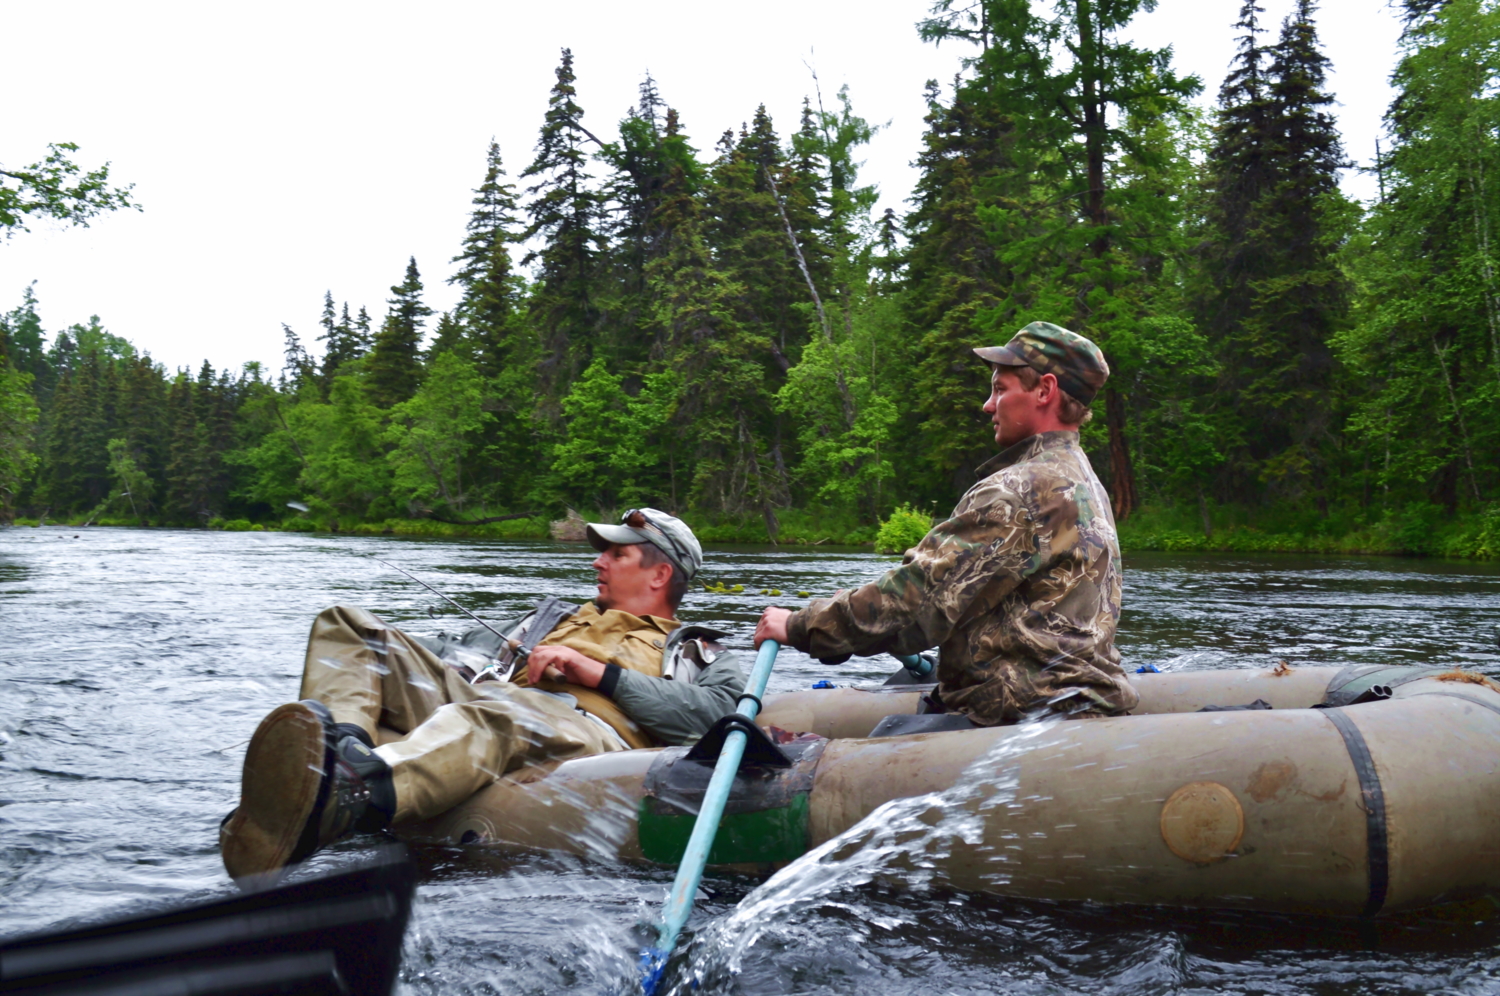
[894,653,934,677]
[646,639,781,983]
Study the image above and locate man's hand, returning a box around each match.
[754,607,792,648]
[526,644,607,688]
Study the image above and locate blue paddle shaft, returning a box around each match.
[645,639,781,988]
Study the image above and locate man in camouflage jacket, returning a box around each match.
[754,322,1138,725]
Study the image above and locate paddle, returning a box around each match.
[640,638,782,995]
[893,653,934,678]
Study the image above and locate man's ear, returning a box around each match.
[648,559,674,592]
[1036,372,1059,406]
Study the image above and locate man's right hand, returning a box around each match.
[754,607,792,648]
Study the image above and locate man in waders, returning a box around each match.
[220,509,745,880]
[754,321,1137,725]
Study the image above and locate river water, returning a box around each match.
[4,527,1500,994]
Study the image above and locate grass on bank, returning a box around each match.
[10,501,1500,560]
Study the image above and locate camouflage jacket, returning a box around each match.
[786,431,1137,725]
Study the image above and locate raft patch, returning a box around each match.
[1160,781,1245,864]
[1247,761,1297,803]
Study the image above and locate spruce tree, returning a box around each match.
[703,107,802,368]
[1198,0,1350,502]
[281,324,315,392]
[902,81,1015,496]
[317,293,365,388]
[913,0,1200,517]
[596,82,702,367]
[425,311,468,361]
[521,48,605,412]
[366,257,432,408]
[450,141,524,376]
[643,128,779,523]
[41,351,111,512]
[163,370,204,520]
[0,284,53,400]
[1338,0,1500,510]
[114,354,167,510]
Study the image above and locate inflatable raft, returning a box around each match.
[401,664,1500,917]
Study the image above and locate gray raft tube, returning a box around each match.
[400,665,1500,918]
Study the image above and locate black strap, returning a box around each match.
[736,693,763,714]
[1401,690,1500,721]
[685,713,792,768]
[1323,709,1389,918]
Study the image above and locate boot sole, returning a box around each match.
[221,702,331,880]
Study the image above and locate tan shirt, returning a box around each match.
[512,601,679,747]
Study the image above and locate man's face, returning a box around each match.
[592,541,651,610]
[982,366,1043,448]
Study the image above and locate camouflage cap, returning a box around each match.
[973,321,1109,405]
[586,507,703,581]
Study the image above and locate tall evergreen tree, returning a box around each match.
[704,107,805,371]
[317,294,366,388]
[366,257,432,408]
[522,48,605,411]
[1339,0,1500,511]
[0,283,53,400]
[281,324,315,392]
[41,351,111,512]
[596,82,702,367]
[915,0,1201,516]
[903,81,1012,494]
[114,354,168,509]
[644,122,780,524]
[1198,0,1351,503]
[450,141,524,376]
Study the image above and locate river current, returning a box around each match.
[3,527,1500,994]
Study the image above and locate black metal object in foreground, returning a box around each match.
[1,845,415,996]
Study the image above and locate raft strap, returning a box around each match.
[735,693,763,714]
[685,714,792,768]
[1402,690,1500,720]
[1323,709,1389,919]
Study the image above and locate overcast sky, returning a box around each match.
[2,0,1405,376]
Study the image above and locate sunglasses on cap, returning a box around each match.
[622,508,693,570]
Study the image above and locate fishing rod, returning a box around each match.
[369,556,565,684]
[287,500,508,646]
[371,557,509,646]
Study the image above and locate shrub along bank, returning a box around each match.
[13,502,1500,561]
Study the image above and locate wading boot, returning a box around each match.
[220,700,396,881]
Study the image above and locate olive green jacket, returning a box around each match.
[787,430,1137,724]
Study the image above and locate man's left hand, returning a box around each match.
[525,645,607,688]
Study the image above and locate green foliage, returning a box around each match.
[0,142,137,237]
[9,7,1500,559]
[0,362,39,520]
[385,351,494,514]
[106,437,152,524]
[366,258,432,408]
[551,359,676,509]
[296,373,394,520]
[875,504,934,555]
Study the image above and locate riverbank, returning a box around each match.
[8,501,1499,560]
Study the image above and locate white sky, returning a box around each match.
[1,0,1405,375]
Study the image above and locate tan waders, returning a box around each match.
[222,605,625,880]
[299,604,625,825]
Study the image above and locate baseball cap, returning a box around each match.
[585,508,703,581]
[972,321,1109,405]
